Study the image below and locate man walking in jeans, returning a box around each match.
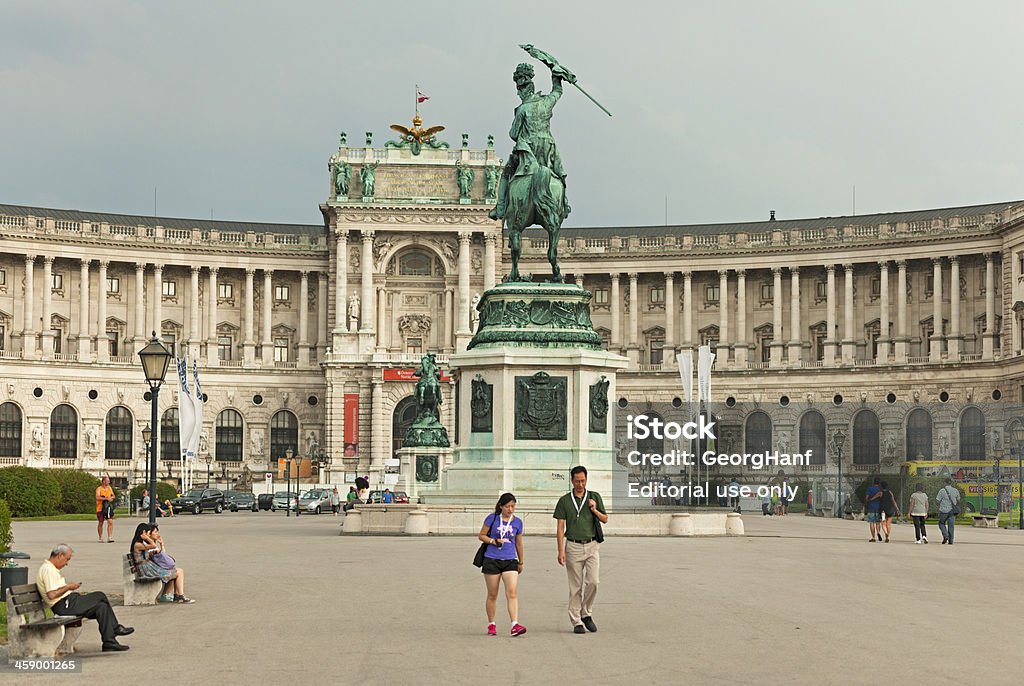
[936,478,961,545]
[554,466,608,634]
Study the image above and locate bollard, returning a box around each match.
[404,509,429,535]
[342,508,363,534]
[669,512,694,536]
[726,511,745,536]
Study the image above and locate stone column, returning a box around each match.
[457,232,471,337]
[243,268,256,365]
[262,270,273,365]
[335,231,348,332]
[735,270,747,366]
[133,264,146,352]
[153,264,164,344]
[298,270,310,366]
[663,272,675,365]
[21,255,35,357]
[40,256,54,359]
[78,259,91,361]
[719,270,730,366]
[376,286,387,350]
[771,267,783,366]
[483,234,496,291]
[189,267,201,360]
[443,288,454,352]
[948,256,961,359]
[930,257,943,361]
[788,267,801,365]
[842,264,855,363]
[317,272,328,361]
[371,379,385,470]
[206,267,218,367]
[878,262,890,362]
[682,271,693,350]
[610,273,621,351]
[628,272,640,363]
[360,230,374,333]
[983,253,996,359]
[824,265,836,366]
[96,261,109,362]
[894,260,908,363]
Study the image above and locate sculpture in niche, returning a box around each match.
[251,429,264,456]
[348,294,361,330]
[471,374,493,433]
[198,431,210,455]
[86,425,99,453]
[306,430,320,456]
[470,293,481,331]
[30,424,44,452]
[373,236,393,268]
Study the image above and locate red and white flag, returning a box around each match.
[417,90,429,103]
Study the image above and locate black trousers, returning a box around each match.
[912,515,928,540]
[52,592,119,645]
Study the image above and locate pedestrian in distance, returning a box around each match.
[37,544,134,652]
[331,487,341,516]
[879,480,900,542]
[936,478,961,545]
[96,476,116,542]
[382,489,394,504]
[554,465,608,635]
[865,477,883,542]
[761,492,772,516]
[479,492,526,637]
[909,483,929,544]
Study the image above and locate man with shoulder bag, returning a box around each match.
[936,478,961,545]
[553,465,608,635]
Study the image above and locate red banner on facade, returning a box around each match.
[343,393,359,457]
[383,368,451,382]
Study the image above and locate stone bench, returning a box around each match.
[5,583,84,661]
[122,554,162,606]
[972,513,999,528]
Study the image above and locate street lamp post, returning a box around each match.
[141,424,152,517]
[204,454,212,488]
[1012,425,1024,530]
[285,447,293,518]
[832,428,847,519]
[293,447,301,518]
[138,332,172,525]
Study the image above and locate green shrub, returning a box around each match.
[854,474,963,515]
[0,466,61,517]
[50,469,101,514]
[0,499,12,553]
[129,481,178,504]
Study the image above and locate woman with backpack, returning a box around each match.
[478,492,526,637]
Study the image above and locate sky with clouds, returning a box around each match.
[2,1,1022,229]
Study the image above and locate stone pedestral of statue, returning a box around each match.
[396,445,454,501]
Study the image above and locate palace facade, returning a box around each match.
[2,130,1023,493]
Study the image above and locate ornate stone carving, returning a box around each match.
[515,371,567,440]
[398,314,431,335]
[373,236,393,269]
[86,425,99,453]
[471,374,493,433]
[589,375,609,434]
[416,454,439,482]
[30,424,44,453]
[471,249,482,274]
[251,429,264,456]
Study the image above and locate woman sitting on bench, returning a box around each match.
[129,523,194,603]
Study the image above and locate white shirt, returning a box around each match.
[36,559,69,608]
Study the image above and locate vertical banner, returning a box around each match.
[697,345,715,404]
[343,393,359,457]
[176,357,196,489]
[189,358,205,490]
[676,351,693,406]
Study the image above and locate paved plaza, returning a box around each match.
[3,512,1024,685]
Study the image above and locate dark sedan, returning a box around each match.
[171,488,226,515]
[224,491,258,512]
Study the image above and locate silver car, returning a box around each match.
[298,489,333,514]
[271,491,295,512]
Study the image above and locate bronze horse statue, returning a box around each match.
[504,148,567,283]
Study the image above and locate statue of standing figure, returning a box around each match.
[348,294,360,330]
[455,160,474,199]
[484,164,500,199]
[360,161,380,197]
[332,160,351,197]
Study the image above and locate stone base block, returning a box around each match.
[669,512,694,536]
[122,557,161,606]
[404,509,429,535]
[726,511,745,536]
[342,509,363,533]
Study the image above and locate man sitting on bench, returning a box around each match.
[36,543,135,652]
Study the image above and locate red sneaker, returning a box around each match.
[510,623,527,637]
[487,624,497,636]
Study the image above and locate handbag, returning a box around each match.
[151,551,176,570]
[472,515,495,568]
[594,519,604,544]
[942,486,961,516]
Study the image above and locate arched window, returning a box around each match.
[398,251,432,276]
[50,404,78,459]
[270,410,298,462]
[0,402,22,457]
[745,411,772,454]
[959,407,985,461]
[216,409,244,462]
[104,406,133,460]
[852,410,880,465]
[161,408,180,461]
[636,412,665,457]
[392,397,418,456]
[905,408,933,461]
[799,411,826,465]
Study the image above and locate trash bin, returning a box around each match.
[0,551,31,601]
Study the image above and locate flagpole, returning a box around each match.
[415,83,418,117]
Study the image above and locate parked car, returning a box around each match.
[366,490,383,504]
[171,489,226,515]
[297,489,333,514]
[224,491,258,512]
[271,491,296,512]
[392,491,410,504]
[257,493,275,511]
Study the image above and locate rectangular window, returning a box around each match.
[649,286,665,304]
[107,277,120,294]
[275,285,290,302]
[218,283,233,299]
[0,325,4,350]
[274,337,289,362]
[407,337,422,355]
[107,331,119,357]
[218,336,232,361]
[816,281,826,299]
[0,269,6,286]
[649,339,663,365]
[705,285,720,304]
[871,277,881,297]
[162,280,176,297]
[163,333,176,358]
[52,330,62,354]
[594,288,609,305]
[761,337,772,362]
[760,284,773,301]
[52,273,63,290]
[925,275,934,295]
